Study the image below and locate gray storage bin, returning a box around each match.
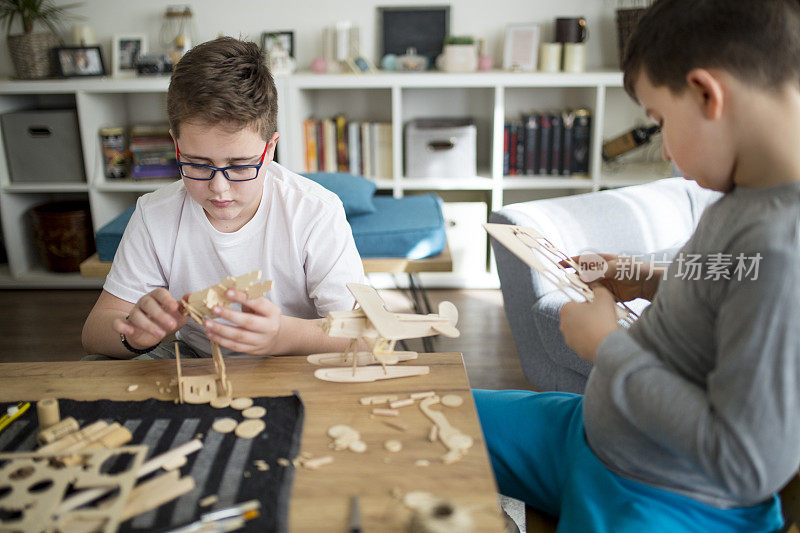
[1,109,85,182]
[405,118,477,178]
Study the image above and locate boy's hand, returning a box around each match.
[112,288,188,349]
[203,289,282,355]
[559,285,620,363]
[564,253,666,302]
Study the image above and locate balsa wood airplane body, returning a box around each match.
[309,283,460,382]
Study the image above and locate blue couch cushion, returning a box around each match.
[96,206,135,262]
[349,194,446,259]
[95,193,446,263]
[301,172,377,217]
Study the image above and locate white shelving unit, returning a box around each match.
[0,71,670,289]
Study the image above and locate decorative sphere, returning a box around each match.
[311,56,327,74]
[380,54,397,71]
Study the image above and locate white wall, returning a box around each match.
[0,0,626,77]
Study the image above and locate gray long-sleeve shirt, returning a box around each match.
[583,182,800,508]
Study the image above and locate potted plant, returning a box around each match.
[0,0,81,79]
[437,35,478,73]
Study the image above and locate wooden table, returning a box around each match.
[79,247,453,278]
[0,353,505,532]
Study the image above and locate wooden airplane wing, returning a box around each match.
[347,283,408,340]
[484,223,593,301]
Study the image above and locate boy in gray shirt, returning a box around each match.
[474,0,800,530]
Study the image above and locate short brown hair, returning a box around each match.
[622,0,800,101]
[167,37,277,140]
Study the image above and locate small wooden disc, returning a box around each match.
[210,396,231,409]
[230,397,254,410]
[212,418,238,434]
[235,419,266,439]
[348,440,367,453]
[441,394,464,408]
[242,406,266,419]
[384,440,402,453]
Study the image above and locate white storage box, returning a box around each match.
[405,118,477,178]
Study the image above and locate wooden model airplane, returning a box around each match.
[484,223,638,325]
[309,283,460,382]
[178,270,273,403]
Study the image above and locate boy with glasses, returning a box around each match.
[82,37,365,359]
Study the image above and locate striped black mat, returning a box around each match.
[0,395,304,533]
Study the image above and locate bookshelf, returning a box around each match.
[0,72,670,288]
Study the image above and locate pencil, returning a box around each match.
[0,401,31,433]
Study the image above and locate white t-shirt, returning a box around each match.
[104,162,365,356]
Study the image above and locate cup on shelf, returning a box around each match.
[563,43,586,73]
[538,43,562,73]
[555,17,588,44]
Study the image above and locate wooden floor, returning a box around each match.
[0,289,534,391]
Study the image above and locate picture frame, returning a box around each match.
[112,34,147,77]
[378,6,449,70]
[503,24,541,71]
[261,31,295,60]
[54,46,106,78]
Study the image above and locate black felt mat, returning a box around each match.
[0,395,304,533]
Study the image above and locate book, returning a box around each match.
[303,119,318,173]
[503,123,510,176]
[515,121,525,176]
[522,114,539,175]
[561,111,574,176]
[348,121,361,176]
[508,123,518,176]
[550,113,563,176]
[361,122,372,178]
[322,118,336,172]
[571,110,591,175]
[373,122,393,179]
[335,114,348,172]
[538,113,552,175]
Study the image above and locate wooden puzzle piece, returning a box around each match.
[418,396,473,464]
[314,365,430,383]
[307,351,418,366]
[0,445,147,533]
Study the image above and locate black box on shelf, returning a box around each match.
[1,109,86,183]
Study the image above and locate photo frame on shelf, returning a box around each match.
[111,34,146,78]
[503,24,540,71]
[54,46,106,77]
[378,6,449,70]
[261,30,295,60]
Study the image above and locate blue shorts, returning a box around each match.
[472,390,783,533]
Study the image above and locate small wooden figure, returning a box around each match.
[308,283,460,382]
[176,270,273,404]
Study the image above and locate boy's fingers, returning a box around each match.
[112,317,135,336]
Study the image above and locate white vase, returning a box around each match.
[436,44,478,73]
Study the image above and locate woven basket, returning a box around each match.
[7,32,59,79]
[615,8,647,66]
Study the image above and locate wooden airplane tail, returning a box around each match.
[433,301,460,337]
[438,301,458,326]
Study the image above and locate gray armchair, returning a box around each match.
[490,178,721,393]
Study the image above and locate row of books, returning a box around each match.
[302,117,393,178]
[504,109,592,177]
[128,123,178,180]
